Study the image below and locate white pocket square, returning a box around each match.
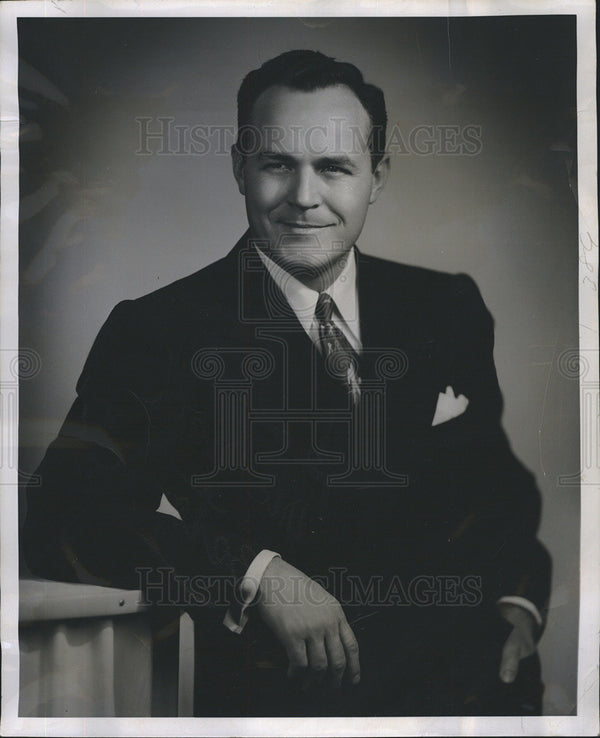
[431,385,469,426]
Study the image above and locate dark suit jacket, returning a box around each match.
[23,232,551,636]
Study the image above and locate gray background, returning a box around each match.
[18,16,579,714]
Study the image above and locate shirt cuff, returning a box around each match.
[497,596,543,627]
[223,549,281,634]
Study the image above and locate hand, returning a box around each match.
[256,557,360,691]
[498,602,537,683]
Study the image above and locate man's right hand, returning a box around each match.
[255,557,360,691]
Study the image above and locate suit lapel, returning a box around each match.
[355,248,439,435]
[356,247,409,352]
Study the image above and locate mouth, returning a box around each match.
[278,221,334,230]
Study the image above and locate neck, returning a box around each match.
[311,249,352,292]
[257,242,353,293]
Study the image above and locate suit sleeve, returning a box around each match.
[22,300,266,622]
[436,274,551,621]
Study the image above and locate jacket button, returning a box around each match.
[310,515,325,534]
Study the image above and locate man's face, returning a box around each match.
[232,84,389,286]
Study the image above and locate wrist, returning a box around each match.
[257,556,286,601]
[498,601,537,633]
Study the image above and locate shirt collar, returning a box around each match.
[255,245,359,341]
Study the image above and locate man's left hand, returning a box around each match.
[498,602,537,683]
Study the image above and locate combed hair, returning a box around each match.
[236,49,387,169]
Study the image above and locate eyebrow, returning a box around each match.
[315,155,357,171]
[259,151,358,170]
[259,151,297,163]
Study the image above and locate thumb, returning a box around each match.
[499,639,520,683]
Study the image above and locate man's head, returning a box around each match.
[232,50,390,289]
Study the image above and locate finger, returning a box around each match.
[339,618,361,684]
[499,638,520,683]
[325,629,347,689]
[306,637,329,686]
[285,639,308,680]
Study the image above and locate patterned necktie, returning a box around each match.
[314,292,361,404]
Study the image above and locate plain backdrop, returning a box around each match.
[18,16,579,714]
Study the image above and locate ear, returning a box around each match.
[231,144,246,196]
[369,155,390,204]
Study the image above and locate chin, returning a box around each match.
[290,256,345,288]
[279,254,327,277]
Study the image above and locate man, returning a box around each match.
[24,50,551,716]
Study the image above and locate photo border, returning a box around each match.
[1,1,597,735]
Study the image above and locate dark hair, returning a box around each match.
[236,49,387,170]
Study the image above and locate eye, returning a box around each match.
[263,161,292,172]
[321,164,351,175]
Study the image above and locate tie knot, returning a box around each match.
[315,292,334,324]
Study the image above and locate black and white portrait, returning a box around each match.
[1,2,597,735]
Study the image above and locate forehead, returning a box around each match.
[249,84,372,157]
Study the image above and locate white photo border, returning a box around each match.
[1,1,597,735]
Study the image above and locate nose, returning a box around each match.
[287,166,320,210]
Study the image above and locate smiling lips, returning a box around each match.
[278,221,333,229]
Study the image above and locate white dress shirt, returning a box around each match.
[223,245,542,633]
[257,244,361,352]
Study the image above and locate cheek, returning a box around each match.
[328,181,372,223]
[246,173,287,213]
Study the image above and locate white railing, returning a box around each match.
[19,577,194,717]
